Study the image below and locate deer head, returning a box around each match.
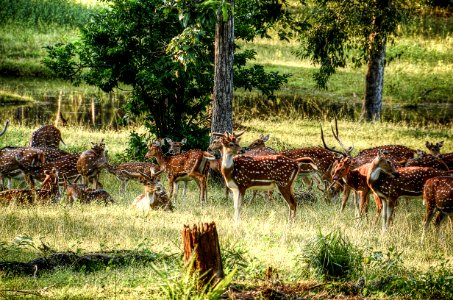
[425,141,444,157]
[248,133,270,149]
[165,138,187,154]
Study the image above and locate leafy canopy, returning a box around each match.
[44,0,292,150]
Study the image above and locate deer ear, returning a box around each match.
[181,138,187,145]
[262,134,270,142]
[165,138,173,144]
[439,141,444,147]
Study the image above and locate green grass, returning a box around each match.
[1,121,452,298]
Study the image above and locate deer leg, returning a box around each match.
[372,194,383,225]
[278,186,297,223]
[381,199,390,232]
[422,206,436,242]
[340,185,351,212]
[250,191,258,202]
[120,179,127,193]
[168,177,175,202]
[231,187,243,223]
[434,211,447,244]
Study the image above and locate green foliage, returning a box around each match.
[297,230,363,280]
[151,258,236,300]
[43,0,292,145]
[123,131,150,162]
[363,248,453,299]
[296,0,414,89]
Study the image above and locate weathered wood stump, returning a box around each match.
[182,222,224,286]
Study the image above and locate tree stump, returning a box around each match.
[182,222,224,286]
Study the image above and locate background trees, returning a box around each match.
[295,0,413,121]
[44,0,291,149]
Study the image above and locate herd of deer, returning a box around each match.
[1,119,452,238]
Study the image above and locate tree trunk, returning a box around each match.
[361,1,391,122]
[182,222,224,286]
[210,0,234,140]
[361,34,386,122]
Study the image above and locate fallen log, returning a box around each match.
[0,250,161,276]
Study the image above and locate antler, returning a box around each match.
[331,118,353,156]
[320,125,345,156]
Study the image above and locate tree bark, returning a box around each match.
[210,1,234,140]
[360,1,390,122]
[182,222,224,286]
[361,34,386,122]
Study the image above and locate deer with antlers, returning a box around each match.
[0,168,60,205]
[422,176,453,240]
[76,141,108,189]
[127,167,173,211]
[211,131,316,223]
[28,125,65,148]
[145,140,215,203]
[366,152,453,231]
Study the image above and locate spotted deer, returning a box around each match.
[425,140,453,170]
[212,131,316,223]
[366,152,453,231]
[105,162,159,193]
[127,168,173,211]
[405,150,449,171]
[0,147,46,189]
[76,141,108,189]
[63,175,114,205]
[28,125,65,148]
[422,176,453,240]
[0,168,60,205]
[145,140,215,203]
[425,141,444,156]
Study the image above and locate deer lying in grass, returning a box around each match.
[63,176,114,205]
[422,176,453,241]
[127,168,173,211]
[0,168,60,205]
[212,131,316,223]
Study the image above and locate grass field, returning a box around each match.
[1,121,452,299]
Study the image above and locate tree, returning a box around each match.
[211,0,234,137]
[295,0,412,121]
[44,0,291,149]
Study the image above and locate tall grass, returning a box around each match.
[0,121,452,298]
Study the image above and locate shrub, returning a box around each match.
[297,230,363,280]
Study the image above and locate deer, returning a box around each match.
[63,175,114,205]
[366,152,453,231]
[425,140,453,170]
[405,150,449,171]
[145,140,215,204]
[28,125,65,148]
[422,176,453,241]
[105,162,159,193]
[0,147,46,189]
[0,168,60,205]
[127,168,173,211]
[76,141,108,189]
[211,131,317,223]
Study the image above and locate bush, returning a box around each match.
[297,230,363,280]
